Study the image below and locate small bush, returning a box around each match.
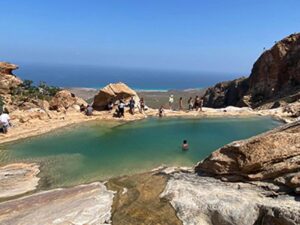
[12,80,61,102]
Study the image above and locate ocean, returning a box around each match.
[17,63,236,90]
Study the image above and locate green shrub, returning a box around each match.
[11,80,61,102]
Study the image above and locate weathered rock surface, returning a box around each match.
[203,33,300,108]
[161,172,300,225]
[93,82,139,110]
[0,182,114,225]
[0,163,40,199]
[49,90,87,112]
[106,170,182,225]
[196,121,300,192]
[203,77,250,108]
[0,62,22,101]
[249,33,300,102]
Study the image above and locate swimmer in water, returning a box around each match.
[182,140,189,151]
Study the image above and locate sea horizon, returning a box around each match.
[16,63,239,91]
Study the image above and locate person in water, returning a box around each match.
[158,105,164,117]
[129,97,135,115]
[182,140,189,151]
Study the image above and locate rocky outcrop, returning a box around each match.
[49,90,87,112]
[161,172,300,225]
[203,33,300,108]
[203,77,249,108]
[249,33,300,102]
[195,121,300,193]
[0,62,22,104]
[0,163,40,199]
[0,182,114,225]
[93,82,139,110]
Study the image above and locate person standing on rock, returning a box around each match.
[118,100,125,117]
[139,98,145,113]
[169,95,174,110]
[129,97,135,115]
[194,96,200,111]
[86,105,93,116]
[188,97,193,111]
[200,97,204,112]
[179,97,183,111]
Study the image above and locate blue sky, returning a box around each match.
[1,0,299,74]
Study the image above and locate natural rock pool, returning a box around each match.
[0,117,282,189]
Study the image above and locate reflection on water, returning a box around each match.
[0,117,282,189]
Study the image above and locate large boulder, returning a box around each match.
[49,90,87,112]
[0,62,22,96]
[195,121,300,192]
[93,82,139,110]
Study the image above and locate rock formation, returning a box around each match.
[0,182,114,225]
[203,33,300,108]
[49,90,87,112]
[196,121,300,193]
[93,82,139,110]
[203,77,249,108]
[0,163,40,199]
[249,33,300,101]
[0,62,22,104]
[161,172,300,225]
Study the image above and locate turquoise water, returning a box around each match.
[0,117,281,188]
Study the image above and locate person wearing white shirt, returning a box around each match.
[169,95,174,110]
[0,110,11,134]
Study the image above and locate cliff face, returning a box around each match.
[249,33,300,103]
[203,33,300,108]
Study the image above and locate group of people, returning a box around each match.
[112,97,146,118]
[169,95,204,111]
[157,95,205,118]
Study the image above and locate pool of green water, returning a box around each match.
[0,117,282,188]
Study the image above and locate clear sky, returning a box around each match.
[1,0,299,74]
